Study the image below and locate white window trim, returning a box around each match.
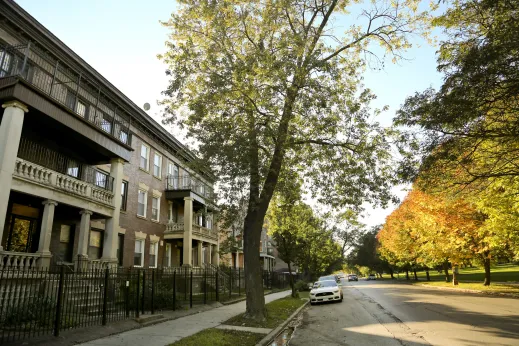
[151,196,160,222]
[149,242,159,268]
[134,239,145,267]
[137,189,148,218]
[140,143,150,171]
[153,153,162,179]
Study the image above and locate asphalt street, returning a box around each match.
[290,279,519,346]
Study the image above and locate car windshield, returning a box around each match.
[315,280,337,288]
[319,275,336,281]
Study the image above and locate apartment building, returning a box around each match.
[220,227,275,271]
[0,0,218,270]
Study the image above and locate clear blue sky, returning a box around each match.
[16,0,444,227]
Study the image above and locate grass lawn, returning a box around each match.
[223,292,308,329]
[415,281,519,295]
[168,329,264,346]
[400,263,519,283]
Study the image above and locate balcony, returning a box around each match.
[12,137,115,211]
[165,175,215,209]
[165,221,218,242]
[0,43,131,146]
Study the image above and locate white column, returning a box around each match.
[182,197,193,266]
[207,244,212,265]
[77,209,92,258]
[197,241,203,267]
[168,201,173,222]
[102,158,124,262]
[0,101,28,251]
[37,199,57,268]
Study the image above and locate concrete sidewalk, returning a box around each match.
[78,290,292,346]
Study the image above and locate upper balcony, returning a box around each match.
[165,174,216,209]
[0,43,132,162]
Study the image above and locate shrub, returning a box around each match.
[294,280,310,292]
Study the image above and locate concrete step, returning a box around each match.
[135,314,168,327]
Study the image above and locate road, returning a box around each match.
[290,279,519,346]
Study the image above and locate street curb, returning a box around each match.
[418,284,519,298]
[255,299,309,346]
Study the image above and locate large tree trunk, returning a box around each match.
[413,269,418,281]
[452,265,459,286]
[389,268,394,279]
[287,261,297,298]
[443,260,450,282]
[425,267,430,281]
[243,210,266,321]
[483,253,491,286]
[405,269,409,280]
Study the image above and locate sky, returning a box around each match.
[16,0,445,228]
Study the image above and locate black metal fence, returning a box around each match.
[0,265,297,345]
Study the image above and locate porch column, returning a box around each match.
[215,243,220,266]
[37,199,58,268]
[207,244,212,265]
[102,158,124,263]
[77,210,92,259]
[197,241,203,266]
[0,101,28,251]
[182,197,193,266]
[168,201,173,222]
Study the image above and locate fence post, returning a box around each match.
[125,270,130,318]
[102,268,109,325]
[173,270,176,311]
[141,270,146,315]
[189,271,193,308]
[54,266,65,336]
[229,267,232,298]
[215,268,219,301]
[151,270,155,315]
[136,270,140,318]
[238,268,241,296]
[203,269,207,304]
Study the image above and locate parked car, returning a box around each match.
[318,275,340,283]
[367,274,376,280]
[347,274,358,281]
[309,280,343,305]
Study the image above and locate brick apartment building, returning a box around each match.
[0,0,219,271]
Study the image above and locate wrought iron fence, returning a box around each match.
[0,265,293,345]
[17,136,114,191]
[0,43,131,146]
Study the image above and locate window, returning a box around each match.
[0,51,13,77]
[259,241,263,253]
[150,242,158,268]
[88,230,103,260]
[167,163,179,188]
[117,234,124,267]
[65,89,76,110]
[137,190,147,217]
[66,160,80,178]
[76,101,87,117]
[95,171,107,189]
[119,130,128,144]
[101,114,112,133]
[134,239,144,267]
[121,181,128,211]
[140,144,150,171]
[153,154,162,178]
[165,243,171,267]
[151,197,160,222]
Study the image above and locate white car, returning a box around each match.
[309,280,343,305]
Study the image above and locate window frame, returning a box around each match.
[137,189,148,218]
[140,144,150,171]
[165,243,171,267]
[153,153,162,179]
[151,196,160,222]
[121,181,128,211]
[134,239,144,267]
[149,241,159,268]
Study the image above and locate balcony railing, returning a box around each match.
[17,136,113,191]
[0,43,131,145]
[166,174,214,199]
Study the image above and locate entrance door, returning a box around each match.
[56,224,75,262]
[117,234,124,266]
[6,215,38,253]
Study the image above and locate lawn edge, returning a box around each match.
[255,299,309,346]
[416,283,519,298]
[220,289,290,305]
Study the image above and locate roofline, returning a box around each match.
[2,0,216,182]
